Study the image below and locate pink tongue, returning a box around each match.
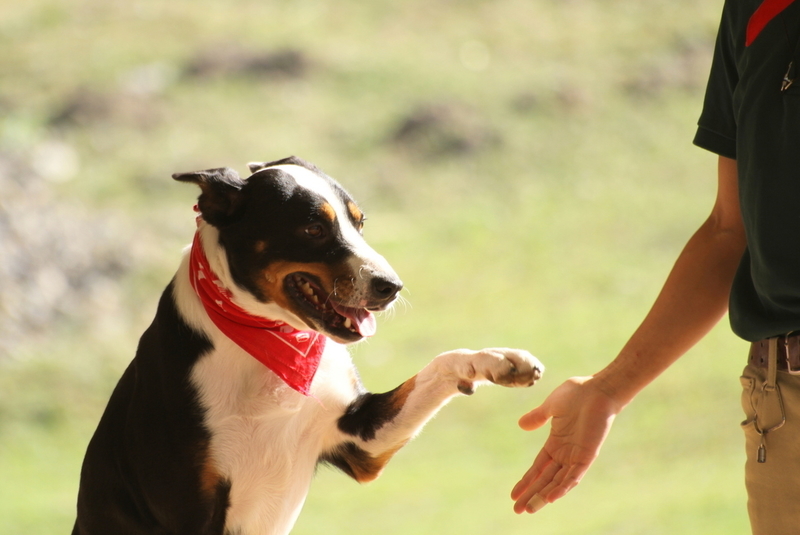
[333,304,377,337]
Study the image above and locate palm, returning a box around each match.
[511,377,621,514]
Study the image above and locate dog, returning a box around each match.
[72,156,543,535]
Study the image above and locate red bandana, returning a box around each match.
[189,230,325,396]
[746,0,797,46]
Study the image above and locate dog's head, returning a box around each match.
[174,156,402,344]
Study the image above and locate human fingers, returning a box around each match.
[511,462,539,502]
[510,446,554,500]
[544,462,587,502]
[512,458,561,514]
[515,463,583,515]
[518,403,551,431]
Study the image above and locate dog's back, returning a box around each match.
[73,280,231,534]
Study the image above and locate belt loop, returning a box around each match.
[766,337,779,391]
[784,332,800,374]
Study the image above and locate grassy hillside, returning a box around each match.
[0,0,751,533]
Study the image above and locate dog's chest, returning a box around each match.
[190,340,357,535]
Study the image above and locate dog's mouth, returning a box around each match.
[285,273,377,342]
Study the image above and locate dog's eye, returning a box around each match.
[304,223,326,239]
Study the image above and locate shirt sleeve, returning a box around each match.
[693,0,739,160]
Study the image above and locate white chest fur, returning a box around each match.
[191,344,358,535]
[174,250,359,535]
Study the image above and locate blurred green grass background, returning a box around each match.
[0,0,752,533]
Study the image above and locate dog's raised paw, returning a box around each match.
[472,348,543,388]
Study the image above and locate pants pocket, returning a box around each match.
[741,374,757,428]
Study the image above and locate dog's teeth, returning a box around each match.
[301,283,314,296]
[344,318,352,329]
[311,295,319,304]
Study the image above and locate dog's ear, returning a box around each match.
[172,167,245,227]
[247,156,314,175]
[247,162,268,174]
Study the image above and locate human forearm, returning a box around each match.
[594,157,745,406]
[512,158,744,514]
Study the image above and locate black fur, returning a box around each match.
[338,390,406,442]
[72,281,231,535]
[319,442,384,482]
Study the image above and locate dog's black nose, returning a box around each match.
[371,275,403,302]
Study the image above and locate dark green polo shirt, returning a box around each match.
[694,0,800,342]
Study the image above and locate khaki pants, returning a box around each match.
[741,341,800,534]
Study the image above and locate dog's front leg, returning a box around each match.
[323,348,543,482]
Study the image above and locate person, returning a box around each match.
[510,0,800,533]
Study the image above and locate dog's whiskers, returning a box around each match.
[375,293,410,321]
[328,278,340,306]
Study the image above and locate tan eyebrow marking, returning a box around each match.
[319,202,337,222]
[347,201,363,224]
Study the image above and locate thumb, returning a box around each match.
[518,403,551,431]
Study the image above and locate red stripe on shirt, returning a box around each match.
[746,0,796,46]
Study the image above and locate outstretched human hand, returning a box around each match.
[511,376,624,514]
